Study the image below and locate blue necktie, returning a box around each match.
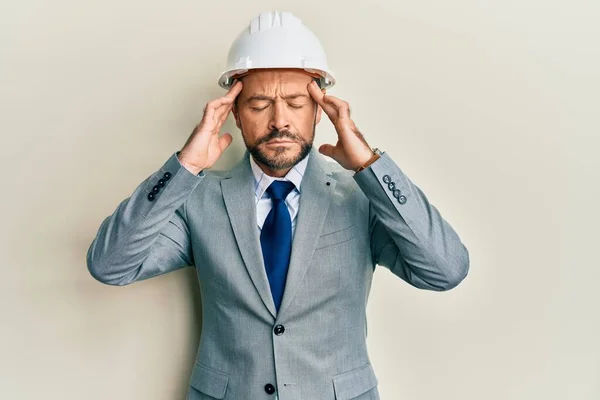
[260,180,296,313]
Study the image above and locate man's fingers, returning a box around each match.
[201,105,216,128]
[197,103,229,137]
[221,80,243,104]
[201,81,241,135]
[205,80,244,111]
[318,143,337,158]
[307,80,329,107]
[213,103,233,134]
[218,133,233,152]
[323,95,351,119]
[214,100,233,122]
[206,96,233,110]
[307,81,338,120]
[225,80,243,98]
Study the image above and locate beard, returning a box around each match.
[242,119,316,171]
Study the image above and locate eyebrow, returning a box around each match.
[246,93,310,102]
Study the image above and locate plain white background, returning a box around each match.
[1,1,598,399]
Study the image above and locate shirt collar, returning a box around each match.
[249,152,309,202]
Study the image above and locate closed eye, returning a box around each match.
[251,104,304,111]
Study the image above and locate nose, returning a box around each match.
[268,100,291,133]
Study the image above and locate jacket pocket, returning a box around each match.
[189,362,229,399]
[315,224,357,249]
[332,362,379,400]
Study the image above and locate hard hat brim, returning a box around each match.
[218,67,335,90]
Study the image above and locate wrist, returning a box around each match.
[354,148,381,173]
[177,151,203,175]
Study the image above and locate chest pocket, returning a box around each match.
[315,224,357,250]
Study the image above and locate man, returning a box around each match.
[87,10,469,400]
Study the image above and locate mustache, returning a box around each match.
[257,129,303,145]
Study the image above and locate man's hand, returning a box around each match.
[307,80,374,171]
[178,80,243,175]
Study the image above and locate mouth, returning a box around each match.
[266,139,296,146]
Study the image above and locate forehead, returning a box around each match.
[240,69,313,96]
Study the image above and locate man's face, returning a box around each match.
[232,69,324,171]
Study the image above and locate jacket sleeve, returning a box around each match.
[86,152,205,286]
[353,151,470,291]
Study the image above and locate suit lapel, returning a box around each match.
[221,151,277,317]
[221,147,336,319]
[277,147,335,317]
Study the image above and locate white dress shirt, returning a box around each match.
[249,153,310,239]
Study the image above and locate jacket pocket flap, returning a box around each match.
[189,362,229,399]
[332,362,378,400]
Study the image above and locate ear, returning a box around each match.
[232,102,242,130]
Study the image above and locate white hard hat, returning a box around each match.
[218,11,336,90]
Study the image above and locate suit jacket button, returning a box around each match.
[151,185,160,194]
[393,189,401,199]
[398,195,407,204]
[147,193,155,201]
[157,179,165,187]
[264,383,276,394]
[388,181,396,191]
[274,324,285,335]
[383,175,391,183]
[163,172,172,180]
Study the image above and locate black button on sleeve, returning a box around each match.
[157,179,165,187]
[163,172,171,180]
[264,383,275,394]
[147,192,155,201]
[151,185,160,194]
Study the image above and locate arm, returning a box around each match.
[353,151,470,291]
[86,152,205,286]
[87,80,243,286]
[304,82,468,289]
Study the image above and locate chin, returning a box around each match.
[255,143,306,170]
[265,146,298,161]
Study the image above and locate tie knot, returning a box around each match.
[266,180,296,201]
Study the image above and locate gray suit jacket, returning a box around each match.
[87,146,469,400]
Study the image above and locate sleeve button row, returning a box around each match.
[383,174,407,205]
[147,171,172,201]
